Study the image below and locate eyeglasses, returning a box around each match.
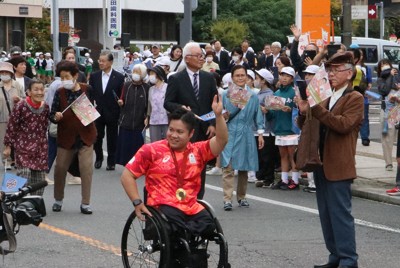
[326,68,352,74]
[187,54,204,59]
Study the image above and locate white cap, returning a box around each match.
[85,53,90,57]
[280,67,296,78]
[22,52,27,56]
[133,52,142,57]
[304,65,320,74]
[45,52,51,57]
[246,69,255,80]
[255,69,274,84]
[222,73,232,88]
[26,51,31,55]
[154,56,171,67]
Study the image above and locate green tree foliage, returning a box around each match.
[193,0,295,52]
[210,19,249,49]
[26,8,53,53]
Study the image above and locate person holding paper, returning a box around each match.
[3,80,49,196]
[297,52,363,268]
[49,61,97,214]
[220,65,264,211]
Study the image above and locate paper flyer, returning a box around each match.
[70,93,100,126]
[227,84,252,108]
[264,95,287,110]
[306,67,332,107]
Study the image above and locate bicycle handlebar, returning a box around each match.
[5,181,48,202]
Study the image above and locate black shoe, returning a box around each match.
[338,266,357,268]
[361,139,370,146]
[314,263,339,268]
[106,165,115,171]
[94,160,103,169]
[80,205,93,215]
[52,203,62,212]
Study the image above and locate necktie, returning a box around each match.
[193,73,199,100]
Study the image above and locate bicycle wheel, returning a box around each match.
[121,206,171,268]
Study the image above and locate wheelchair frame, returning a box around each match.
[121,200,230,268]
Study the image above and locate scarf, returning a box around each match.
[26,96,42,109]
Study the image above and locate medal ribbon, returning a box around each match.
[169,147,190,189]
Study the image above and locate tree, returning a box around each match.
[210,19,249,49]
[192,0,295,52]
[26,8,52,53]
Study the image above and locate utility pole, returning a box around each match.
[342,0,352,47]
[180,0,192,46]
[212,0,217,20]
[51,0,61,63]
[376,1,385,39]
[102,0,106,50]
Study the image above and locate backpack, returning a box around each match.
[353,66,368,95]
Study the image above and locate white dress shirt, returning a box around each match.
[186,68,200,90]
[102,69,112,93]
[329,84,348,110]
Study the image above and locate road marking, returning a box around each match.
[205,184,400,234]
[39,223,122,255]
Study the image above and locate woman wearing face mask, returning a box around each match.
[377,59,399,172]
[49,61,97,214]
[115,64,149,166]
[145,65,168,142]
[201,51,220,73]
[228,47,250,73]
[0,62,25,170]
[4,80,49,195]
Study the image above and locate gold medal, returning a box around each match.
[176,188,187,201]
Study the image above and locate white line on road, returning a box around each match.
[206,184,400,234]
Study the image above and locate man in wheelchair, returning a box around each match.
[121,94,228,267]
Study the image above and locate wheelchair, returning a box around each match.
[121,199,230,268]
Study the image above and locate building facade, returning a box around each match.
[0,0,43,52]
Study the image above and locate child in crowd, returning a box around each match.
[266,67,300,190]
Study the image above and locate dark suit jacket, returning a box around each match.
[89,69,125,123]
[244,51,255,69]
[164,69,217,141]
[23,76,32,92]
[215,50,230,76]
[257,54,269,70]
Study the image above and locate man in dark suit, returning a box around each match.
[164,42,217,199]
[89,51,125,171]
[241,40,255,69]
[257,43,272,70]
[214,40,230,76]
[265,41,282,71]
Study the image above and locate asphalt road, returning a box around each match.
[3,161,400,268]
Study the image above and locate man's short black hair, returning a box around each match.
[168,108,196,132]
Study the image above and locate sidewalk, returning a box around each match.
[353,139,400,205]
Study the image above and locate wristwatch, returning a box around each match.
[132,199,143,207]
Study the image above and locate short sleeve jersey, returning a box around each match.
[125,139,216,215]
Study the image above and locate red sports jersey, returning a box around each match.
[125,139,216,215]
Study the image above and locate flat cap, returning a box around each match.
[325,51,354,67]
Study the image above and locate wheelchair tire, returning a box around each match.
[121,206,171,268]
[197,200,230,268]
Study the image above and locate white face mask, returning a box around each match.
[62,80,75,90]
[254,80,261,89]
[132,73,141,82]
[206,57,213,63]
[149,75,157,84]
[285,50,290,57]
[381,65,391,71]
[0,74,11,82]
[232,56,239,62]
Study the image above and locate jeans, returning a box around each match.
[360,99,369,140]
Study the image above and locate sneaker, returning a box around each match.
[238,199,250,208]
[248,175,257,183]
[386,164,393,171]
[386,186,400,196]
[234,170,238,176]
[287,181,299,190]
[223,201,233,211]
[362,139,370,146]
[303,186,316,193]
[255,180,273,188]
[206,167,222,176]
[67,176,81,185]
[271,180,288,190]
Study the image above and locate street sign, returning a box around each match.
[352,5,368,19]
[107,0,121,38]
[368,5,377,19]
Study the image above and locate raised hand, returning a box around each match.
[212,94,223,116]
[290,24,302,41]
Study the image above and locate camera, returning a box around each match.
[0,181,47,254]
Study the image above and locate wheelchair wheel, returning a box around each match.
[121,206,171,268]
[197,200,230,268]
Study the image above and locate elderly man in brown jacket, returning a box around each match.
[298,52,364,268]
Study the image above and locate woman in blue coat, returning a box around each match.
[221,65,264,211]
